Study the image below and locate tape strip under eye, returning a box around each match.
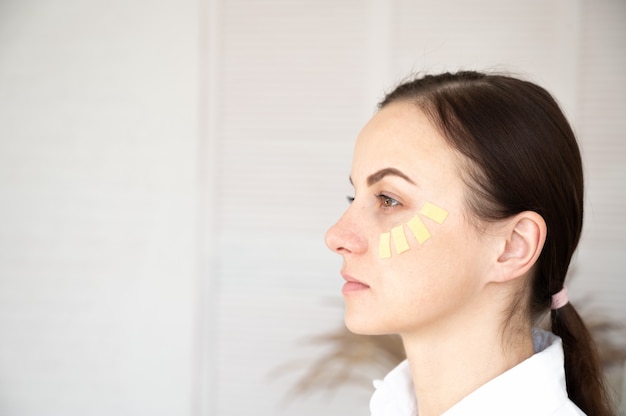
[379,232,392,259]
[420,201,448,224]
[378,201,448,259]
[406,215,431,244]
[391,225,410,254]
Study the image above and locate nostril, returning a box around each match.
[335,246,351,254]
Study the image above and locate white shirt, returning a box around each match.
[369,328,586,415]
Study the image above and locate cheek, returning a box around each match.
[375,247,480,333]
[378,223,480,302]
[376,241,444,303]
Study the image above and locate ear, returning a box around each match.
[493,211,547,283]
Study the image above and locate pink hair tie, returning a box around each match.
[551,286,569,310]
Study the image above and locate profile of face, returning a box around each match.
[325,101,496,337]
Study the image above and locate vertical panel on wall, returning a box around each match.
[213,1,374,414]
[0,1,199,415]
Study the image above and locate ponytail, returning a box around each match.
[552,303,615,416]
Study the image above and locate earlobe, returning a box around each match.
[495,212,547,282]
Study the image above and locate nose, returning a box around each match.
[325,208,368,255]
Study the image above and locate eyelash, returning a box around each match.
[376,193,401,209]
[345,193,401,209]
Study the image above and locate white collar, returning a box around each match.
[369,328,585,416]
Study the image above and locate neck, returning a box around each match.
[401,312,534,416]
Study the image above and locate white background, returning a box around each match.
[0,0,624,415]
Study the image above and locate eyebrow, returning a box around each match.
[349,167,417,187]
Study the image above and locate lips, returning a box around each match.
[341,273,370,294]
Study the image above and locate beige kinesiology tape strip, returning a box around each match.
[420,201,449,224]
[406,215,430,244]
[391,225,410,254]
[379,232,392,259]
[379,201,448,259]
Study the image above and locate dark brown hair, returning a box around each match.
[380,71,614,415]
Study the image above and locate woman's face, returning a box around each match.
[325,101,494,337]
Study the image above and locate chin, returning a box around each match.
[344,314,388,336]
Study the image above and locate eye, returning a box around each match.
[376,193,401,208]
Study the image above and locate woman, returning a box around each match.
[325,71,614,415]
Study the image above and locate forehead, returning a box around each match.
[352,101,458,184]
